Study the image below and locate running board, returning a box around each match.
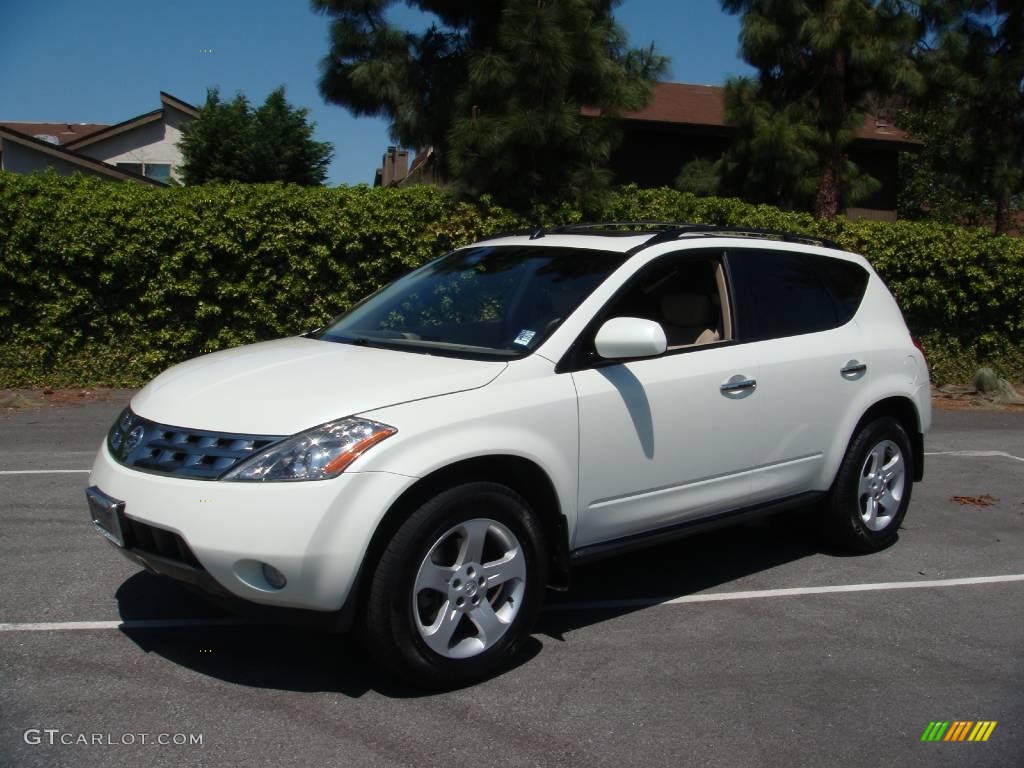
[569,491,825,565]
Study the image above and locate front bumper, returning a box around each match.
[88,442,414,613]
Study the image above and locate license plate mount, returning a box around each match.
[86,486,125,547]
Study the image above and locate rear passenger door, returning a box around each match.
[726,248,871,501]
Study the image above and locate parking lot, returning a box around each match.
[1,397,1021,768]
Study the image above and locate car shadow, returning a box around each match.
[116,505,842,698]
[115,572,541,699]
[597,365,655,458]
[540,507,831,638]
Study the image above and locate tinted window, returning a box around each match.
[813,255,869,325]
[728,250,840,341]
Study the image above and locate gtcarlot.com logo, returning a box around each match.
[24,729,203,747]
[921,721,997,742]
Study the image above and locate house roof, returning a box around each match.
[0,122,109,145]
[0,125,166,186]
[159,91,200,118]
[584,82,919,147]
[409,146,433,174]
[64,92,199,150]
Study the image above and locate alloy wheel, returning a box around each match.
[857,439,906,532]
[412,518,527,659]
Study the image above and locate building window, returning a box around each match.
[116,162,171,182]
[144,163,171,182]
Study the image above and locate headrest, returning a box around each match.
[661,292,714,327]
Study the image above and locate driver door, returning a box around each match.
[570,251,763,547]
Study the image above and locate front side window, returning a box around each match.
[318,245,627,359]
[728,250,864,341]
[599,251,731,349]
[561,250,732,371]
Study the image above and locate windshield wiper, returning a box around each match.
[320,333,373,347]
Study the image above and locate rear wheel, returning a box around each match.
[363,482,547,689]
[824,417,913,553]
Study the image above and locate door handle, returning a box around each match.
[720,375,757,393]
[841,360,867,376]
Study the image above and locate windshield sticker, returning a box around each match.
[513,330,536,346]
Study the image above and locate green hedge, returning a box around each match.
[1,172,1021,387]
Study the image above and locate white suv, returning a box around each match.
[87,223,930,687]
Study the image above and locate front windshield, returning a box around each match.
[317,245,627,358]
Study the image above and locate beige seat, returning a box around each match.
[660,292,721,347]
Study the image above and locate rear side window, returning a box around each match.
[728,250,866,341]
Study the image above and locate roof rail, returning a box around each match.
[530,221,695,239]
[477,227,541,241]
[640,225,840,250]
[478,222,841,251]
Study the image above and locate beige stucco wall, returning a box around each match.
[0,140,117,180]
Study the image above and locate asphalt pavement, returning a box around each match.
[1,397,1021,768]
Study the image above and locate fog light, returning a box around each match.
[261,563,287,590]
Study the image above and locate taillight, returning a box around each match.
[911,336,927,361]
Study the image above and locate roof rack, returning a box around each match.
[528,221,694,240]
[478,227,540,241]
[639,225,840,250]
[479,222,841,251]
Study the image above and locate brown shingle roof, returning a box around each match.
[586,82,918,146]
[1,93,198,151]
[0,122,109,145]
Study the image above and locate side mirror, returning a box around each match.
[594,317,667,360]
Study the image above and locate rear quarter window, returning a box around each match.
[813,255,870,325]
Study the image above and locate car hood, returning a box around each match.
[131,337,508,435]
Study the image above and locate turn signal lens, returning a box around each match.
[323,429,397,475]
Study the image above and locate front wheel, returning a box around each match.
[362,482,548,689]
[823,417,914,553]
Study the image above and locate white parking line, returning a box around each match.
[0,618,250,632]
[925,450,1024,463]
[1,575,1022,631]
[551,573,1024,611]
[0,469,90,475]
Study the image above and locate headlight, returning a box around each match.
[107,407,135,460]
[220,417,396,482]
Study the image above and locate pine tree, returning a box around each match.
[179,87,333,185]
[715,0,921,217]
[916,1,1024,233]
[896,101,992,225]
[312,0,665,209]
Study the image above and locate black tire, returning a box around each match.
[362,481,548,689]
[823,416,914,553]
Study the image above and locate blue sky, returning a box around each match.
[0,1,754,186]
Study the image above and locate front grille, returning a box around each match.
[110,412,283,480]
[122,517,203,569]
[130,425,279,478]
